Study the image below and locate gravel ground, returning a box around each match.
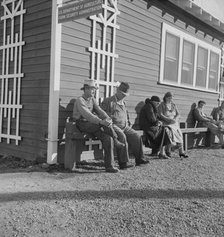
[0,147,224,237]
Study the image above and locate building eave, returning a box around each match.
[168,0,224,34]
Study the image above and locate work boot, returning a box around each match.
[135,158,149,166]
[105,167,119,173]
[119,162,134,170]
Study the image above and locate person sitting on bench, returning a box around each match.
[101,82,149,166]
[194,100,224,148]
[211,100,224,132]
[158,92,188,158]
[139,96,172,159]
[73,79,132,173]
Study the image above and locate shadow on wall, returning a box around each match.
[58,98,76,164]
[132,101,145,130]
[186,102,197,126]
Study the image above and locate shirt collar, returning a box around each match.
[82,94,92,101]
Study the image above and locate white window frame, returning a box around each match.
[159,23,221,93]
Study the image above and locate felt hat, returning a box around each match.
[164,92,173,98]
[81,79,98,90]
[151,96,160,102]
[117,82,130,96]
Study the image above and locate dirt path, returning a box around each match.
[0,148,224,237]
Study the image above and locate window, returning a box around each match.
[196,46,208,88]
[160,23,221,93]
[181,40,195,86]
[164,33,179,83]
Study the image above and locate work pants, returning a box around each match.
[76,121,128,168]
[113,125,144,162]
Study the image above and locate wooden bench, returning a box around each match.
[135,124,211,152]
[64,122,211,170]
[180,126,211,151]
[64,122,103,170]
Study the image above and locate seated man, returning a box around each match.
[101,82,149,166]
[194,100,224,148]
[73,79,132,173]
[211,101,224,131]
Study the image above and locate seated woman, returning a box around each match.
[139,96,171,159]
[158,92,188,158]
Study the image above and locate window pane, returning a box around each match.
[181,40,195,85]
[196,46,208,88]
[208,52,219,90]
[164,33,179,83]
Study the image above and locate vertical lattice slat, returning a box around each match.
[0,0,26,145]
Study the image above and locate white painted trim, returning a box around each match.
[47,0,62,164]
[160,22,221,93]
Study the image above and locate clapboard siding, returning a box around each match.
[115,0,222,125]
[0,0,52,160]
[59,0,223,135]
[59,16,92,141]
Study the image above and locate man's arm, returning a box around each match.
[93,100,110,120]
[193,108,210,122]
[145,104,157,125]
[74,97,101,124]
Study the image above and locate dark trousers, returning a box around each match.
[113,125,144,162]
[76,121,128,168]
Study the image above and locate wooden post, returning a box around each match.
[64,122,86,170]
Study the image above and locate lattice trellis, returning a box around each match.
[0,0,26,145]
[85,0,120,150]
[88,0,120,102]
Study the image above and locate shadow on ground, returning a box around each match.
[0,189,224,203]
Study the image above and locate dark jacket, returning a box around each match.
[139,100,159,131]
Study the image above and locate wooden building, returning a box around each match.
[0,0,224,163]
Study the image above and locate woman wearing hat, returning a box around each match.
[158,92,188,158]
[139,96,171,159]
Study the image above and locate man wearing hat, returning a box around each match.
[194,100,224,148]
[73,79,130,173]
[101,82,149,166]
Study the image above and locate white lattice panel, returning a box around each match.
[0,0,26,145]
[88,0,120,101]
[86,0,120,149]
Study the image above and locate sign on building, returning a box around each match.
[58,0,102,23]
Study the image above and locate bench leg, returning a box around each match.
[205,132,212,147]
[64,139,84,170]
[184,133,188,152]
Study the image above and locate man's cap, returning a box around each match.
[117,82,130,96]
[81,79,98,90]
